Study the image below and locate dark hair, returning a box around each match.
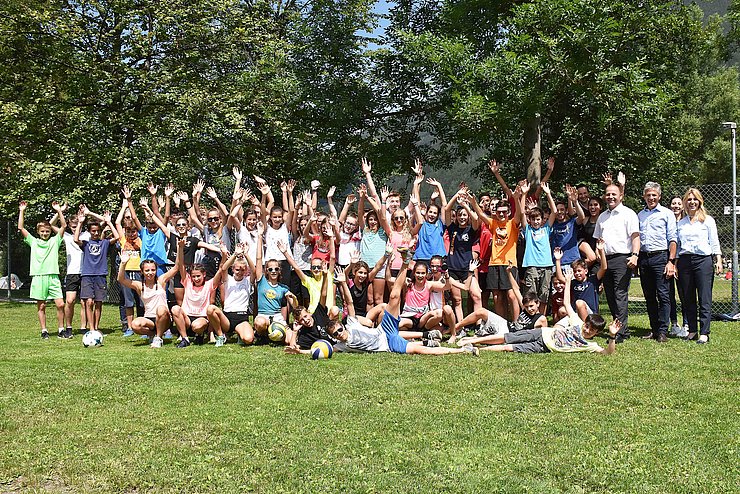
[291,305,307,319]
[414,262,429,274]
[140,259,160,285]
[584,314,606,333]
[270,206,284,215]
[554,199,568,208]
[571,259,588,271]
[352,261,370,275]
[190,263,207,276]
[326,319,339,335]
[527,207,543,219]
[521,292,539,306]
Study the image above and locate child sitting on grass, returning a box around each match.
[18,200,68,339]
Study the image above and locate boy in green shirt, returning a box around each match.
[19,200,68,339]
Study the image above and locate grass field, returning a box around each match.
[0,302,738,493]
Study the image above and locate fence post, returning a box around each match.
[723,122,738,315]
[6,220,10,300]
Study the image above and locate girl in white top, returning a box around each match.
[207,243,256,347]
[116,247,179,348]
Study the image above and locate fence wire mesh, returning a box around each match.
[2,183,738,316]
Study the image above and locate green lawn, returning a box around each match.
[0,302,738,493]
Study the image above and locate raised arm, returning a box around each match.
[205,187,229,220]
[488,159,514,199]
[338,192,356,224]
[163,183,175,224]
[596,239,608,280]
[356,184,367,230]
[17,201,30,238]
[427,178,447,211]
[410,194,424,235]
[121,185,143,231]
[51,201,66,237]
[326,186,338,219]
[254,222,264,279]
[73,212,85,246]
[361,157,378,200]
[553,247,566,282]
[147,183,165,222]
[542,182,557,227]
[468,193,491,228]
[117,251,141,291]
[180,191,203,231]
[102,211,120,243]
[533,157,555,197]
[334,267,355,318]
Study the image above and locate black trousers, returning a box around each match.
[638,251,671,336]
[676,255,714,336]
[603,254,632,337]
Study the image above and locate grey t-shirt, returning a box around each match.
[334,317,390,353]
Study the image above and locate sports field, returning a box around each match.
[0,301,737,493]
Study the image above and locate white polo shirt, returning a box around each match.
[594,203,639,255]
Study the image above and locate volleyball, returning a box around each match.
[310,339,333,360]
[268,321,287,342]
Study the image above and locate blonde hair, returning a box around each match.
[683,187,707,223]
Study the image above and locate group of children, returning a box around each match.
[19,158,628,357]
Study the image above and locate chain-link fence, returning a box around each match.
[2,183,739,316]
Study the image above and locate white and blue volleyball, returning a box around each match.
[310,339,333,360]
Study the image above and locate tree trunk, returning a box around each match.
[524,115,541,189]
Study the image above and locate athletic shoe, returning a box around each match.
[64,328,74,339]
[140,334,150,340]
[423,339,440,347]
[670,324,688,338]
[122,328,135,337]
[58,330,72,340]
[463,344,480,357]
[163,330,174,339]
[427,329,443,341]
[237,335,246,346]
[194,334,205,346]
[696,335,709,344]
[150,336,164,349]
[41,331,50,340]
[176,338,191,348]
[215,335,227,347]
[475,324,495,337]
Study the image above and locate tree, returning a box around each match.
[371,0,740,197]
[0,0,378,216]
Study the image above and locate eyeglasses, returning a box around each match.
[207,217,220,222]
[266,267,280,273]
[345,222,357,227]
[311,265,322,271]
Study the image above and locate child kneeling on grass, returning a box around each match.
[19,200,68,339]
[473,271,621,355]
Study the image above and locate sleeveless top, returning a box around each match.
[141,283,168,318]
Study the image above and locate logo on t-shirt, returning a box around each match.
[265,289,277,300]
[495,227,509,246]
[88,243,101,256]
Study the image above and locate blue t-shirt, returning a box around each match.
[257,276,290,315]
[81,239,111,276]
[523,224,553,268]
[140,228,169,267]
[572,275,600,313]
[414,219,446,260]
[551,217,579,265]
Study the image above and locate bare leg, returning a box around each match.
[207,305,224,336]
[64,291,77,328]
[36,301,47,330]
[507,290,520,321]
[131,317,156,337]
[450,286,463,322]
[93,301,103,330]
[54,298,65,330]
[457,333,507,346]
[371,278,385,307]
[454,307,490,332]
[479,344,515,352]
[493,290,507,318]
[406,342,472,355]
[155,306,171,338]
[235,321,254,345]
[174,287,185,307]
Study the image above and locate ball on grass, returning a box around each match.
[310,339,333,360]
[82,330,104,348]
[268,321,287,342]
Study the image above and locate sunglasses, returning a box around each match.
[430,266,441,271]
[207,217,220,222]
[176,223,188,227]
[266,267,280,273]
[393,216,406,221]
[311,265,323,271]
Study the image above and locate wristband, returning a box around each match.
[630,252,638,257]
[607,335,616,340]
[669,258,676,265]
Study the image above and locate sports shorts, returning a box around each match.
[80,275,107,302]
[30,274,63,301]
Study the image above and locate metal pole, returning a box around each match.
[722,122,738,314]
[6,220,10,300]
[732,126,738,315]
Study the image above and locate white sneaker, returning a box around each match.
[215,335,227,347]
[150,336,164,348]
[163,330,174,339]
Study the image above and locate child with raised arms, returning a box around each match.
[116,241,179,348]
[19,200,68,339]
